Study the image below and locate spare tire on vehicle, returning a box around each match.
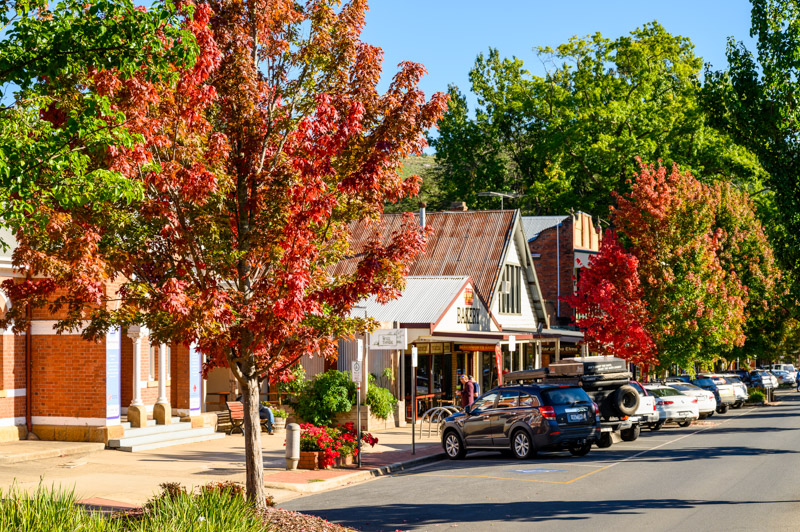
[612,385,639,416]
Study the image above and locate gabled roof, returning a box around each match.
[357,276,471,324]
[521,216,569,242]
[332,210,515,305]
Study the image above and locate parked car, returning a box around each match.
[692,375,736,414]
[771,370,796,387]
[771,363,797,375]
[719,375,748,408]
[643,384,700,429]
[666,382,716,418]
[440,384,599,460]
[627,381,658,440]
[750,370,778,390]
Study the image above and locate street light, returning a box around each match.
[477,191,520,210]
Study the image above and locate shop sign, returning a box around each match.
[369,328,408,349]
[430,343,444,354]
[457,344,498,352]
[456,307,480,324]
[509,335,516,352]
[106,328,121,421]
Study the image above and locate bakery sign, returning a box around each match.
[436,281,498,332]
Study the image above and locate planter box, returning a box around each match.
[297,451,353,470]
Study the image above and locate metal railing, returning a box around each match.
[419,406,462,439]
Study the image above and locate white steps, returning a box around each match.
[109,421,225,452]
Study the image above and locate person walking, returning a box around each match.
[469,375,480,399]
[460,374,474,408]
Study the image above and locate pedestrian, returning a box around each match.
[236,395,275,434]
[795,370,800,392]
[459,374,474,408]
[469,375,480,399]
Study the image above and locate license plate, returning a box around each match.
[569,413,585,422]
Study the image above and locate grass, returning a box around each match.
[0,481,353,531]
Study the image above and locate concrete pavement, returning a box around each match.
[0,422,443,507]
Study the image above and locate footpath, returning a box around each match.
[0,422,444,509]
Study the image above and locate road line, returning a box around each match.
[404,407,757,487]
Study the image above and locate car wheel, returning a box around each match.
[620,424,640,441]
[678,420,692,428]
[443,430,466,460]
[732,401,743,409]
[649,421,664,431]
[569,442,592,457]
[511,429,536,460]
[716,405,728,414]
[706,411,714,418]
[698,413,707,420]
[596,432,613,448]
[612,385,640,416]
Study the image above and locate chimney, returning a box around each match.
[449,201,468,212]
[419,201,426,229]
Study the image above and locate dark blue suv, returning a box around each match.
[440,384,599,460]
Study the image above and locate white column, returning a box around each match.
[127,328,144,407]
[157,344,168,404]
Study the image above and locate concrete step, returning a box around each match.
[109,425,216,448]
[110,422,195,446]
[115,431,226,452]
[120,416,181,430]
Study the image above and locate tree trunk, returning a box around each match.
[241,376,266,509]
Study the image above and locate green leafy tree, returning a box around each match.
[0,0,197,239]
[432,22,768,216]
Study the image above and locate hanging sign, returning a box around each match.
[189,345,201,413]
[411,346,418,367]
[106,328,122,421]
[357,339,363,362]
[495,345,503,386]
[509,335,516,352]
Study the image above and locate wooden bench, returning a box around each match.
[225,401,272,435]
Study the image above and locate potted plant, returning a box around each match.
[272,407,289,432]
[296,423,378,470]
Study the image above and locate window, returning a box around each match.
[148,345,157,381]
[519,392,540,407]
[497,390,519,409]
[471,392,497,412]
[499,265,522,314]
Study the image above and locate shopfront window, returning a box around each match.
[481,352,498,394]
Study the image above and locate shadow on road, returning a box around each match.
[291,497,799,531]
[624,445,797,462]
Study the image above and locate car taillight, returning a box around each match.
[540,406,556,420]
[592,402,599,415]
[691,399,697,403]
[653,403,656,411]
[657,400,674,405]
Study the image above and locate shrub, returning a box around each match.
[749,389,766,403]
[278,364,307,401]
[366,374,397,419]
[293,370,356,426]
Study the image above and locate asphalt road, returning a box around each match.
[282,389,800,531]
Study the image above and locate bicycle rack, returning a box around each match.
[419,406,462,438]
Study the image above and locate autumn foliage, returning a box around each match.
[567,161,779,370]
[2,0,447,506]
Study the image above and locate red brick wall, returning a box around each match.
[30,334,107,419]
[529,221,575,326]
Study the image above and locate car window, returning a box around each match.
[648,387,681,397]
[542,387,591,406]
[694,378,715,387]
[668,384,687,391]
[724,377,742,384]
[519,392,540,407]
[630,382,645,394]
[471,393,497,411]
[496,390,519,409]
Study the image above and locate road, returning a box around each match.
[281,390,800,531]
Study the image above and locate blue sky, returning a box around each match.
[360,0,757,109]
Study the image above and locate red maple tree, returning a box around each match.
[4,0,446,506]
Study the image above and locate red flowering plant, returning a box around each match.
[298,422,379,468]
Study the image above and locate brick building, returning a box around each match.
[0,228,215,446]
[522,212,602,347]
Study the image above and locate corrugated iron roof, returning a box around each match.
[521,216,569,241]
[331,210,516,305]
[356,276,469,323]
